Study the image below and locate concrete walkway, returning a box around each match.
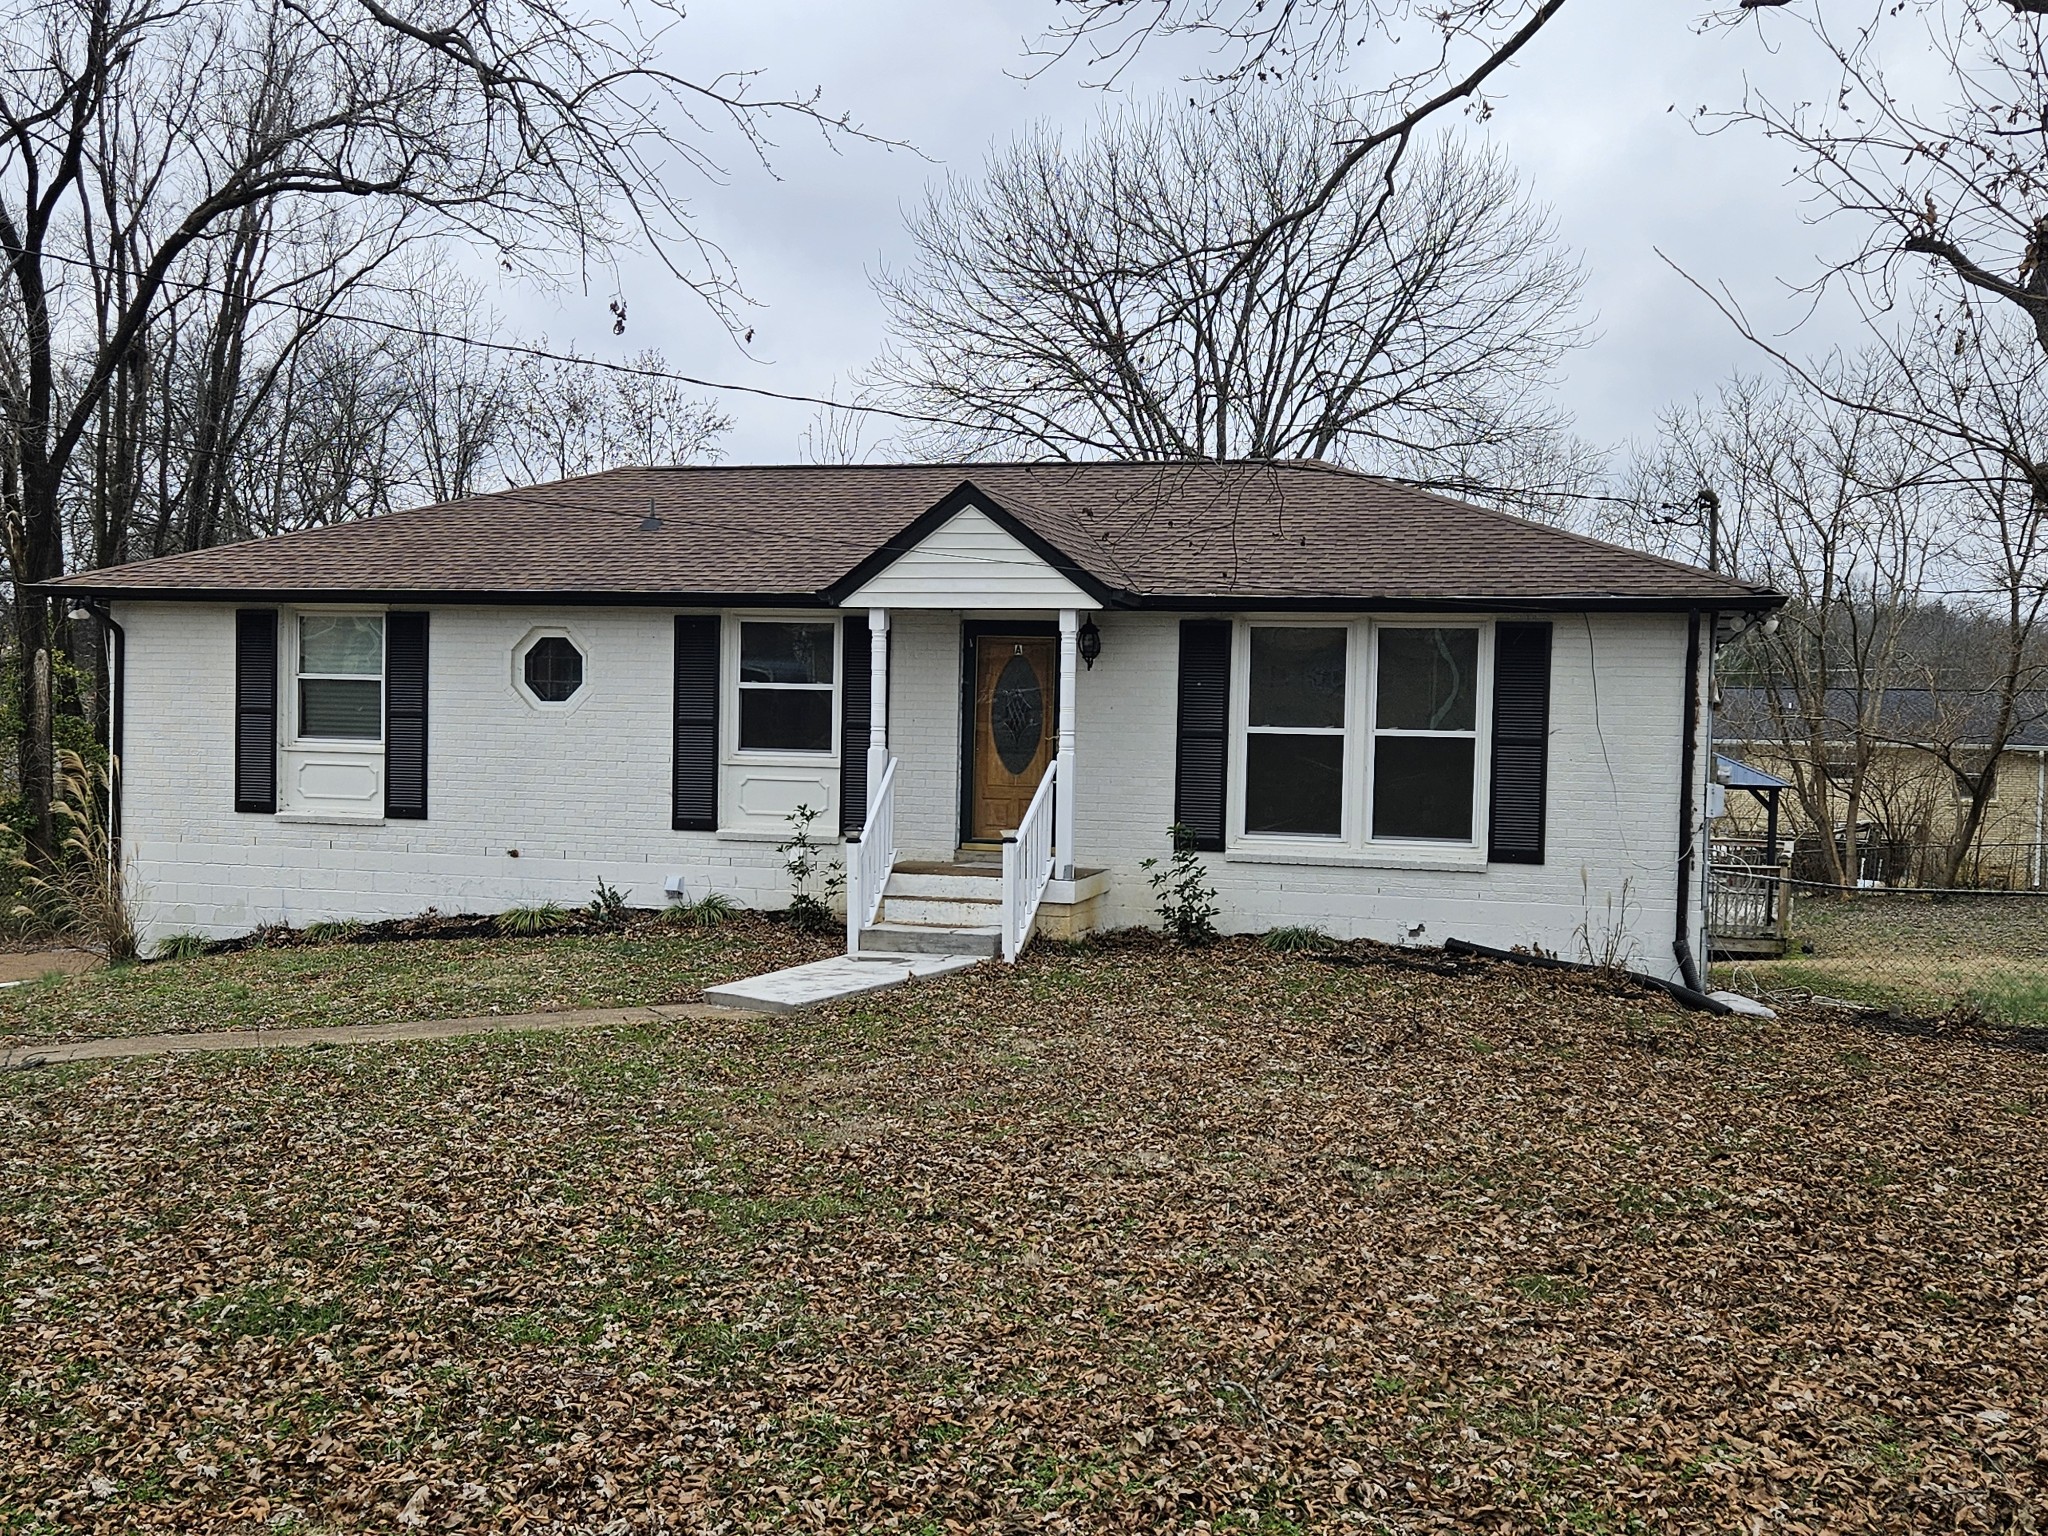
[703,951,982,1014]
[0,1001,752,1071]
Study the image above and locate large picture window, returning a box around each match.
[737,620,836,753]
[297,615,383,741]
[1233,619,1488,854]
[1244,626,1347,837]
[1371,627,1479,841]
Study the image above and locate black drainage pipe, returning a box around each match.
[1444,937,1734,1015]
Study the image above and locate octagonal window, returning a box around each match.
[523,635,584,703]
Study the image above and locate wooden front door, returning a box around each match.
[968,634,1057,842]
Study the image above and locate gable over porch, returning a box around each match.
[831,489,1109,961]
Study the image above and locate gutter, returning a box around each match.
[1673,609,1705,992]
[29,582,1788,617]
[76,600,125,862]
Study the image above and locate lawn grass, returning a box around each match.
[1717,892,2048,1023]
[0,913,833,1045]
[3,933,2043,1532]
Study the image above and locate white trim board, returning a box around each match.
[839,505,1101,611]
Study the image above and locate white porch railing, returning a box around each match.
[1001,760,1058,963]
[845,757,898,955]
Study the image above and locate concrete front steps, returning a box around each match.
[856,861,1112,959]
[860,863,1004,958]
[703,863,1112,1016]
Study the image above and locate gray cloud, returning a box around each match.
[488,0,1888,470]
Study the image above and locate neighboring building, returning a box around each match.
[1715,686,2048,888]
[47,462,1779,981]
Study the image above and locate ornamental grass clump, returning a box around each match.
[11,749,136,962]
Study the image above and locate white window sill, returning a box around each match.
[276,812,386,827]
[714,828,844,845]
[1226,842,1486,873]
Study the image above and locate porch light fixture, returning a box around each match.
[1078,619,1102,669]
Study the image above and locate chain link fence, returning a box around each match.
[1710,886,2048,1025]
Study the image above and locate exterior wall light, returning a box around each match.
[1078,619,1102,669]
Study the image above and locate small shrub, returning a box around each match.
[1140,823,1219,946]
[495,902,569,937]
[11,750,137,961]
[586,879,631,930]
[777,804,845,933]
[1261,925,1330,953]
[152,931,208,961]
[673,891,739,930]
[302,919,366,944]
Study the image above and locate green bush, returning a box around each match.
[672,892,739,930]
[153,932,208,961]
[1261,925,1330,953]
[1141,823,1219,946]
[585,879,631,930]
[494,903,570,937]
[303,919,366,944]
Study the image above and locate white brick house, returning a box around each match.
[48,462,1782,984]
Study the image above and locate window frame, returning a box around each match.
[511,624,594,714]
[1227,616,1494,863]
[287,608,386,749]
[1239,621,1356,843]
[724,612,842,762]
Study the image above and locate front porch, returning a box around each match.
[822,485,1128,961]
[842,605,1106,963]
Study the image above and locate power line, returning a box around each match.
[14,245,958,430]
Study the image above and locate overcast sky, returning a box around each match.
[497,0,1878,470]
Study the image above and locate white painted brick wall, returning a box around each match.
[115,603,806,945]
[116,601,1707,978]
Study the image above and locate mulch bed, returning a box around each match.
[3,937,2045,1532]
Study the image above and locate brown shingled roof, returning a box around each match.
[47,460,1781,611]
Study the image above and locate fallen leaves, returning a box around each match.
[2,934,2046,1532]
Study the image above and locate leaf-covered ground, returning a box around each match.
[0,916,832,1045]
[4,935,2045,1533]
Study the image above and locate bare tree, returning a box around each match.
[870,92,1588,503]
[494,345,730,485]
[1610,366,1941,887]
[0,0,876,847]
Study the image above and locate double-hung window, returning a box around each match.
[297,615,384,741]
[1236,619,1488,853]
[737,620,836,754]
[1244,626,1349,837]
[1370,627,1480,840]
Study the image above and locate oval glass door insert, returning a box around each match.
[991,653,1045,774]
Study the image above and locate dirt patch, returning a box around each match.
[0,947,97,984]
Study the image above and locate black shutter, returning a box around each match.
[839,614,871,837]
[1488,621,1553,864]
[1174,619,1232,852]
[234,609,278,814]
[673,616,720,831]
[384,611,429,819]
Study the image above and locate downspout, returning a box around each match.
[80,600,125,862]
[1673,609,1705,992]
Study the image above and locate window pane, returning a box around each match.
[1246,733,1344,836]
[300,678,382,740]
[739,689,833,752]
[1249,628,1346,728]
[740,622,835,685]
[524,636,584,702]
[300,615,383,676]
[1376,628,1478,732]
[1373,736,1476,840]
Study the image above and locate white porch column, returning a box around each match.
[866,607,890,801]
[1056,609,1079,880]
